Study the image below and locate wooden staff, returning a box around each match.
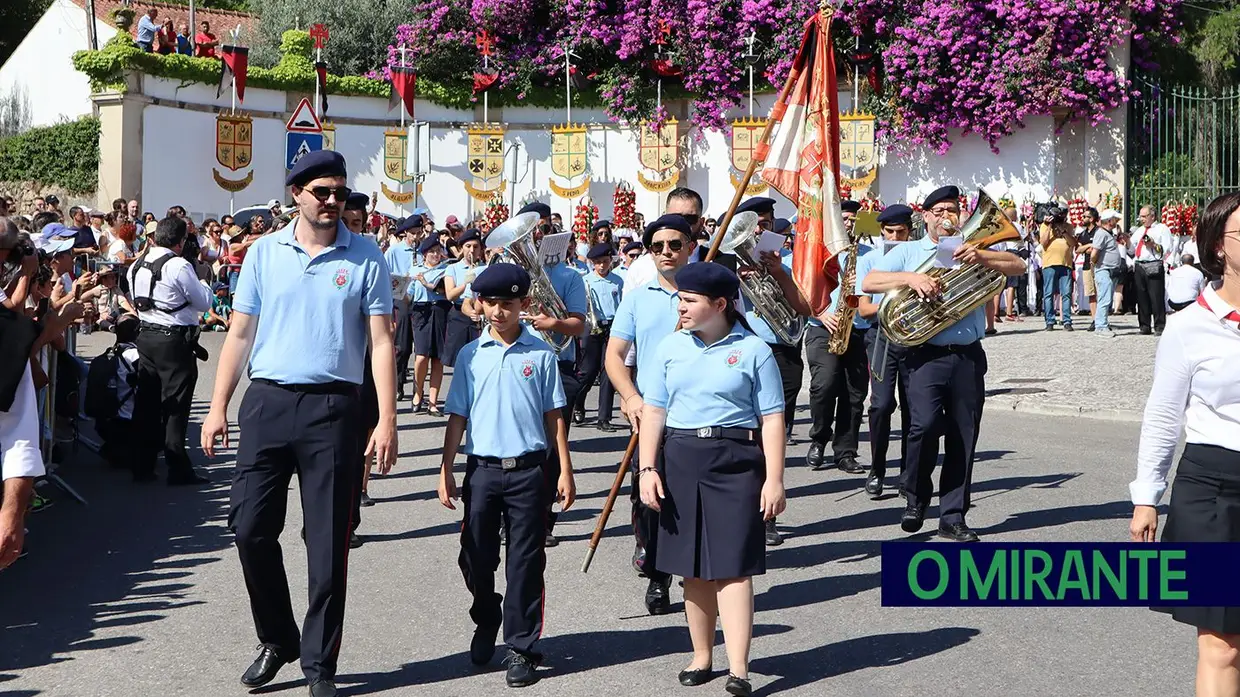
[579,43,808,573]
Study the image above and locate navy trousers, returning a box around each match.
[769,340,804,436]
[574,326,615,423]
[864,330,911,480]
[901,342,986,525]
[459,457,548,660]
[542,362,581,534]
[393,300,413,391]
[804,324,869,461]
[228,379,362,683]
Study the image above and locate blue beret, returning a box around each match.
[417,236,442,255]
[642,213,694,246]
[472,263,530,299]
[517,201,552,219]
[395,215,423,234]
[587,243,613,260]
[591,219,612,232]
[840,199,861,213]
[876,204,913,226]
[676,261,739,299]
[772,218,792,235]
[344,192,369,211]
[285,150,347,187]
[622,241,643,254]
[736,197,776,215]
[922,185,961,210]
[457,228,481,245]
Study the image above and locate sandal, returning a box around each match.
[428,405,444,417]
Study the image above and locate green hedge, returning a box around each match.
[0,117,100,193]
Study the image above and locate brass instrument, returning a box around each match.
[717,212,808,345]
[485,212,574,353]
[584,279,603,335]
[877,189,1022,347]
[826,239,860,355]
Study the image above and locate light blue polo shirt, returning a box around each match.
[545,262,588,363]
[644,323,785,429]
[742,248,796,344]
[446,259,483,306]
[444,325,567,459]
[871,235,984,346]
[823,243,874,330]
[384,240,415,302]
[585,271,623,322]
[233,224,392,385]
[409,262,448,303]
[611,276,682,396]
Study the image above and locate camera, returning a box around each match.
[1034,202,1067,225]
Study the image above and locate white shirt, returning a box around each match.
[1166,264,1206,304]
[106,239,134,263]
[0,322,46,478]
[116,344,140,420]
[1131,222,1173,262]
[126,247,212,327]
[1131,283,1240,505]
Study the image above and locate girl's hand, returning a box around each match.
[760,480,786,521]
[639,470,664,512]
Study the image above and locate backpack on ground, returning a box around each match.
[84,346,136,421]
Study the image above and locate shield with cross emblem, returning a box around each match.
[215,113,252,172]
[639,118,679,174]
[838,111,878,187]
[383,129,412,183]
[730,117,765,173]
[550,124,588,181]
[464,124,507,202]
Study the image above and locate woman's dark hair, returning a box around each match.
[1197,191,1240,278]
[722,298,754,334]
[202,218,218,230]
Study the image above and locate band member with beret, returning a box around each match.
[862,185,1025,542]
[575,243,624,431]
[638,261,786,697]
[438,262,575,688]
[386,214,423,400]
[202,150,398,697]
[443,228,485,367]
[343,190,381,527]
[408,235,451,415]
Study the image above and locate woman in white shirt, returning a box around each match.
[1130,191,1240,693]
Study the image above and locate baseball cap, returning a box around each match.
[1100,209,1122,222]
[267,199,281,208]
[43,237,74,255]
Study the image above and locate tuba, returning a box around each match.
[877,189,1022,347]
[485,212,575,353]
[718,212,808,344]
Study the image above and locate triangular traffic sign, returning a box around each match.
[286,97,323,133]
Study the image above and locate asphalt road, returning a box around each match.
[0,332,1192,697]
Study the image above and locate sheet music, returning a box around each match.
[753,230,786,255]
[934,237,963,269]
[537,232,573,267]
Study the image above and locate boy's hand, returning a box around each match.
[557,473,576,511]
[438,470,458,510]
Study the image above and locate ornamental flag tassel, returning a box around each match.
[760,9,849,316]
[217,45,249,103]
[389,66,417,120]
[315,61,329,118]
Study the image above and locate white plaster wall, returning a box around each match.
[0,0,117,128]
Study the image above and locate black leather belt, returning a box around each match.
[469,452,544,471]
[252,377,358,395]
[667,426,758,442]
[139,321,194,335]
[911,340,981,355]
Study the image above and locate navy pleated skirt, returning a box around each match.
[411,301,450,359]
[442,305,480,367]
[655,433,766,581]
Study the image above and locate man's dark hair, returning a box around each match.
[1198,191,1240,277]
[153,216,188,248]
[112,198,126,211]
[69,205,83,219]
[31,211,58,235]
[166,205,186,219]
[666,187,704,214]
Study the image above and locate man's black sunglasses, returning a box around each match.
[304,185,352,203]
[649,239,685,254]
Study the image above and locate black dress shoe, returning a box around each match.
[900,501,927,533]
[360,492,375,507]
[504,650,540,687]
[725,675,753,696]
[838,456,866,474]
[168,472,210,486]
[308,679,337,697]
[764,518,783,546]
[470,623,500,666]
[938,521,980,542]
[349,533,363,549]
[785,432,795,446]
[645,577,670,615]
[572,408,585,425]
[596,420,617,432]
[678,667,713,686]
[396,389,407,401]
[864,470,884,499]
[544,532,559,548]
[240,644,296,688]
[806,441,827,470]
[1139,328,1152,335]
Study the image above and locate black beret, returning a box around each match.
[457,228,481,245]
[922,185,961,210]
[622,241,643,254]
[876,204,914,226]
[285,150,347,187]
[472,263,530,299]
[675,261,739,299]
[772,218,792,235]
[344,192,369,211]
[517,201,552,219]
[591,220,612,232]
[840,199,861,213]
[642,213,694,246]
[417,236,442,255]
[587,243,613,260]
[395,215,423,234]
[736,197,776,215]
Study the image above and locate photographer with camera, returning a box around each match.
[127,216,212,485]
[1038,203,1078,331]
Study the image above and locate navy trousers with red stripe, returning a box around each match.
[459,457,548,660]
[228,379,362,682]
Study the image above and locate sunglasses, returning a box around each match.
[649,239,685,254]
[304,186,352,203]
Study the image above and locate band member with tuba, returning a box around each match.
[862,186,1026,541]
[575,243,624,431]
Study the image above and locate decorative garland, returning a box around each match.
[571,195,599,243]
[612,182,637,231]
[482,192,509,233]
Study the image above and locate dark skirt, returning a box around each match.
[1156,443,1240,633]
[442,305,480,367]
[655,433,766,581]
[411,301,450,359]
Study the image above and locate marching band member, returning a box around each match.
[438,263,575,689]
[854,204,913,499]
[638,262,786,697]
[616,240,643,281]
[574,243,624,431]
[1130,192,1240,694]
[862,185,1025,542]
[343,192,381,530]
[385,215,421,400]
[442,228,485,367]
[407,236,452,415]
[607,212,698,615]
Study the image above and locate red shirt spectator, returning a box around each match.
[194,21,218,58]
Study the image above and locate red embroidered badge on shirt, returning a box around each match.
[726,349,742,366]
[333,268,350,289]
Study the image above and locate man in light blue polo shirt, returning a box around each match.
[136,8,159,51]
[200,150,396,697]
[862,185,1024,543]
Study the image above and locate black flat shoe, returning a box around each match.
[678,667,713,686]
[764,518,783,546]
[938,521,980,542]
[240,644,296,688]
[428,405,444,417]
[349,533,364,549]
[725,675,752,696]
[360,492,375,507]
[900,501,927,533]
[572,408,585,425]
[308,679,337,697]
[596,420,618,432]
[544,532,559,548]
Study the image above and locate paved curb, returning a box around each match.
[987,397,1144,423]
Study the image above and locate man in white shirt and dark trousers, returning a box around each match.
[127,216,213,484]
[1130,205,1174,335]
[1166,253,1206,311]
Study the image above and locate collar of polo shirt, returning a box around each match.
[276,221,351,250]
[479,324,539,347]
[684,320,748,346]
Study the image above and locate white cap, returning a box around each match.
[42,238,74,255]
[1100,209,1122,221]
[267,199,281,208]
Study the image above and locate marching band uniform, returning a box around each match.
[384,215,421,400]
[408,237,451,412]
[442,228,485,367]
[575,243,623,431]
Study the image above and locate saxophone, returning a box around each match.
[826,239,860,355]
[484,212,575,353]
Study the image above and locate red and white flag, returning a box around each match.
[760,11,851,317]
[217,45,249,103]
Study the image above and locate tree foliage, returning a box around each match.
[1149,0,1240,88]
[0,0,53,66]
[0,117,100,193]
[247,0,413,77]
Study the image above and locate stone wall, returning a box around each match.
[0,180,96,215]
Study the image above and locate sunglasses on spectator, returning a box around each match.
[649,239,685,254]
[304,186,351,203]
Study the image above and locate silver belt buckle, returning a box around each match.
[696,427,714,439]
[501,457,518,470]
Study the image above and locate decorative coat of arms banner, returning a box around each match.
[464,124,507,202]
[213,113,253,192]
[839,110,878,193]
[549,124,590,199]
[636,118,679,192]
[729,117,768,195]
[381,128,417,205]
